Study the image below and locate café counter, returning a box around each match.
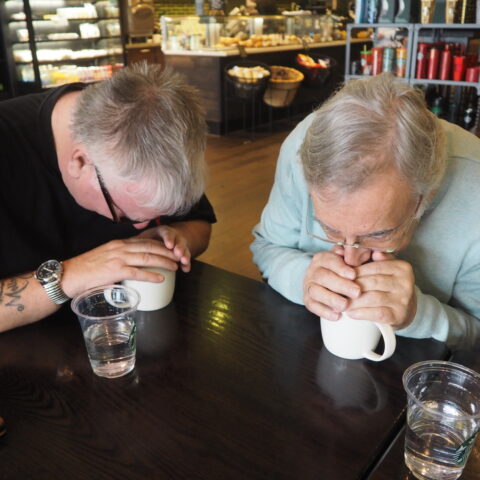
[164,39,367,134]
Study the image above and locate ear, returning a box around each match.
[67,147,89,179]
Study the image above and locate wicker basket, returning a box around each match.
[225,61,271,100]
[263,66,304,108]
[295,55,336,88]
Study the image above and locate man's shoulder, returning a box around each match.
[440,119,480,167]
[282,113,316,150]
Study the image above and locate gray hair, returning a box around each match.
[71,62,207,215]
[300,73,446,212]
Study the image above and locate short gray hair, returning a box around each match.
[300,73,446,207]
[71,62,207,215]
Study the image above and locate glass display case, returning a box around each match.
[161,14,345,53]
[2,0,124,91]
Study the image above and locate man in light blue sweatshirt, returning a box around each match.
[251,74,480,349]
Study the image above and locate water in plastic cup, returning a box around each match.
[72,285,140,378]
[403,361,480,480]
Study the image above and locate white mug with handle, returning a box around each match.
[320,312,396,362]
[122,267,176,312]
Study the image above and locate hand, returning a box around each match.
[138,225,191,272]
[62,237,180,298]
[303,250,360,321]
[346,252,417,330]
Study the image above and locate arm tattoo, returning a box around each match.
[0,273,33,312]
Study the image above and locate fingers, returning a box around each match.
[371,251,396,262]
[120,238,177,260]
[304,286,342,321]
[122,266,167,283]
[304,250,360,321]
[308,268,360,301]
[306,281,350,312]
[120,252,179,272]
[346,306,395,326]
[355,274,396,293]
[135,227,190,265]
[311,251,356,280]
[356,258,411,277]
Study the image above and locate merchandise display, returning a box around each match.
[415,40,480,82]
[348,26,410,78]
[161,14,346,53]
[4,0,124,89]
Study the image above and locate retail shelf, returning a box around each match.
[415,23,480,30]
[12,36,121,44]
[14,53,123,65]
[410,78,480,93]
[345,23,414,79]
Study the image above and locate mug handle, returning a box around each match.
[363,323,396,362]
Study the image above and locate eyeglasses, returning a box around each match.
[94,165,149,225]
[306,196,422,254]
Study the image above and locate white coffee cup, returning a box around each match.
[122,267,176,311]
[320,313,396,362]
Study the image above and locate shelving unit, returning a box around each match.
[410,23,480,94]
[0,0,126,95]
[344,22,480,132]
[344,23,480,93]
[344,23,414,81]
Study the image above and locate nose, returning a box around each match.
[342,245,372,267]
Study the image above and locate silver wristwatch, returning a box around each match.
[35,259,70,305]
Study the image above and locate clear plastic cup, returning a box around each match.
[72,285,140,378]
[403,361,480,480]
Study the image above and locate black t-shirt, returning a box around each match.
[0,84,216,279]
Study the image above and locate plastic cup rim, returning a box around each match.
[71,284,140,321]
[403,360,480,421]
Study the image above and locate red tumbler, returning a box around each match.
[465,67,479,82]
[416,43,429,79]
[427,47,440,79]
[439,46,452,80]
[453,55,467,81]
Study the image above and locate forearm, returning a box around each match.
[251,234,312,304]
[0,273,60,332]
[168,220,212,258]
[396,286,480,349]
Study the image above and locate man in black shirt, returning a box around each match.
[0,63,216,331]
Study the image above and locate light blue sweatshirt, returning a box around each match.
[251,114,480,349]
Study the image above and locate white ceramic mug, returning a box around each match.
[122,267,176,312]
[320,313,396,362]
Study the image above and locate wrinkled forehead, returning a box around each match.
[309,170,417,230]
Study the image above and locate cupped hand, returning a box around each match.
[303,249,360,321]
[62,237,180,298]
[138,225,191,272]
[346,252,417,330]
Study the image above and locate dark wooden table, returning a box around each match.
[368,348,480,480]
[0,261,449,480]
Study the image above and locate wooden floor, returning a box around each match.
[197,127,291,281]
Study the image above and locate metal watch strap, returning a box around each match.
[43,280,70,305]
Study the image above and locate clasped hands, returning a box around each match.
[303,247,417,330]
[62,225,189,299]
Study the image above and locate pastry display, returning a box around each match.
[219,34,300,48]
[227,65,270,83]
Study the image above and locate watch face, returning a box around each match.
[37,259,62,283]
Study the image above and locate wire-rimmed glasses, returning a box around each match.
[306,196,422,254]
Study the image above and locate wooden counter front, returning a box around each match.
[164,40,366,134]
